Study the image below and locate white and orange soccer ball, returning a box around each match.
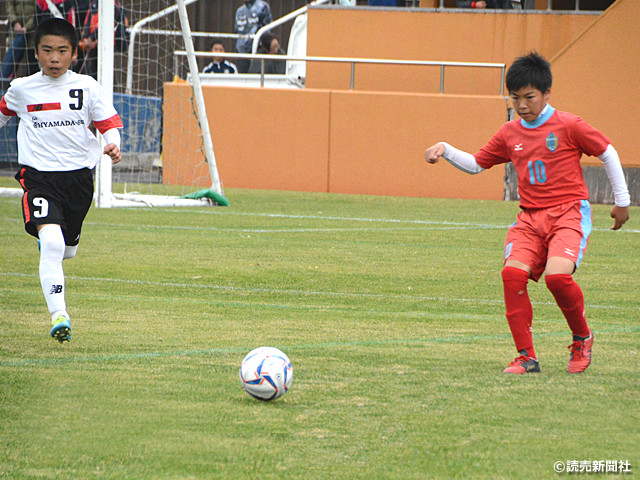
[239,347,293,401]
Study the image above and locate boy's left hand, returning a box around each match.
[104,143,122,164]
[610,205,629,230]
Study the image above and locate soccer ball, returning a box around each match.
[239,347,293,401]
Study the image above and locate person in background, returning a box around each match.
[1,0,38,79]
[248,33,285,75]
[203,41,238,74]
[235,0,273,74]
[34,0,76,25]
[77,0,129,79]
[266,34,286,75]
[455,0,512,8]
[368,0,407,6]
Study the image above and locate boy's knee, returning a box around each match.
[38,224,65,259]
[502,266,530,285]
[545,273,574,293]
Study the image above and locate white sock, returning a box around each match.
[38,225,67,319]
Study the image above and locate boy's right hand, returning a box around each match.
[610,205,629,230]
[424,143,445,164]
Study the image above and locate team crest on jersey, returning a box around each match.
[545,132,558,152]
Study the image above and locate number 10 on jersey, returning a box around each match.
[528,160,547,185]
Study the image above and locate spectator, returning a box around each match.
[34,0,76,25]
[248,33,285,75]
[77,0,100,78]
[369,0,407,5]
[456,0,512,8]
[511,0,536,8]
[203,41,238,74]
[68,0,92,75]
[76,0,129,79]
[1,0,38,79]
[235,0,273,74]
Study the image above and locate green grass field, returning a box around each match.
[1,186,638,479]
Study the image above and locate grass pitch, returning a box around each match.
[1,186,638,479]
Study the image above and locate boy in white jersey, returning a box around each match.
[0,18,123,343]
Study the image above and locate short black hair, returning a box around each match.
[258,33,275,53]
[506,51,552,94]
[34,18,78,53]
[210,40,225,50]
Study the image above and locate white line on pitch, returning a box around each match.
[84,222,504,233]
[1,272,634,311]
[4,212,639,233]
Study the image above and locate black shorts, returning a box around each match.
[15,166,94,246]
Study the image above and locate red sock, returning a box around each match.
[502,267,536,359]
[545,274,589,338]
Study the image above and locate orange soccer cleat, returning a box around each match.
[567,328,594,374]
[503,350,541,374]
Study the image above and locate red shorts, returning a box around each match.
[503,200,592,281]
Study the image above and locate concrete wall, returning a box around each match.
[163,2,639,203]
[306,7,595,95]
[419,0,613,9]
[163,83,508,200]
[549,0,639,168]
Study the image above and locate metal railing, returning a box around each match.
[435,0,602,12]
[252,0,331,55]
[125,0,330,95]
[174,51,506,95]
[125,0,201,94]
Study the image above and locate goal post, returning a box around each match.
[96,0,228,208]
[95,0,114,208]
[175,0,223,197]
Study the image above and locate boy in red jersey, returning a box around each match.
[423,52,630,374]
[0,18,123,343]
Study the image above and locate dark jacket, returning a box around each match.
[456,0,512,7]
[235,0,273,54]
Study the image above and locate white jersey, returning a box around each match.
[0,70,123,172]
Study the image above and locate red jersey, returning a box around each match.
[473,107,610,209]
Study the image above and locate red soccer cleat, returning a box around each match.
[503,350,541,374]
[567,328,594,374]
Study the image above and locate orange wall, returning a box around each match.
[163,3,637,200]
[163,85,331,191]
[550,0,639,167]
[420,0,551,7]
[306,7,594,95]
[329,91,506,198]
[163,83,508,200]
[162,84,207,187]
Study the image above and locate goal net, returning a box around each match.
[98,0,227,207]
[0,0,227,206]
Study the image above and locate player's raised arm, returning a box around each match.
[424,142,485,175]
[424,143,446,164]
[598,144,631,230]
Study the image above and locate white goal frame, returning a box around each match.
[0,0,226,207]
[96,0,225,208]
